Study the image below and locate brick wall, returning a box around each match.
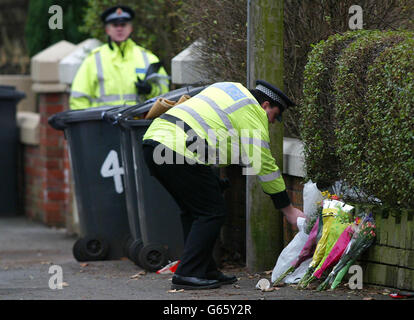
[283,174,304,245]
[23,92,70,227]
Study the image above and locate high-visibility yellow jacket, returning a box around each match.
[143,82,287,196]
[69,39,169,110]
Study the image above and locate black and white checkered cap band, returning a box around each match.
[256,84,287,110]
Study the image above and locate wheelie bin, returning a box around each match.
[104,86,207,271]
[48,105,133,262]
[0,86,25,216]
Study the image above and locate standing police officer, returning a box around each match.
[142,80,305,290]
[70,5,169,110]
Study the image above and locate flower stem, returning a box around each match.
[298,267,315,288]
[301,275,316,288]
[317,275,332,291]
[273,266,295,286]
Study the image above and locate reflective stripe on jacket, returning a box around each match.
[143,82,286,195]
[69,39,169,110]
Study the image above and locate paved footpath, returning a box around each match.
[0,217,393,301]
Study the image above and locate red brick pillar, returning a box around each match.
[36,92,70,227]
[27,40,77,228]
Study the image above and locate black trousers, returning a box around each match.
[143,144,227,278]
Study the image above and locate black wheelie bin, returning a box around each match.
[104,86,207,271]
[0,86,25,216]
[48,105,133,262]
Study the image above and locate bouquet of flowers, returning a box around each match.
[313,224,354,281]
[317,213,376,291]
[298,199,352,288]
[311,206,353,277]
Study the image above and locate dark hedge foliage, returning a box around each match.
[25,0,88,57]
[300,31,365,188]
[301,30,414,208]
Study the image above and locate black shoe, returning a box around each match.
[171,274,221,290]
[206,270,238,285]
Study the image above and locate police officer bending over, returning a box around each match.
[142,80,306,290]
[70,5,169,110]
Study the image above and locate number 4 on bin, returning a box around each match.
[100,150,124,194]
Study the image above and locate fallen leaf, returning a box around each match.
[130,274,141,280]
[62,282,69,287]
[233,284,240,289]
[168,289,184,293]
[80,263,89,268]
[363,297,374,300]
[273,282,286,288]
[264,270,273,275]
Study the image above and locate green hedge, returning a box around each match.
[300,31,365,188]
[301,30,414,208]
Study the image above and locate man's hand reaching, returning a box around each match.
[280,204,306,228]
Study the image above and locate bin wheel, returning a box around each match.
[128,240,144,267]
[122,234,134,259]
[72,238,88,262]
[138,244,168,272]
[81,236,109,261]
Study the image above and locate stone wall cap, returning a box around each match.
[59,38,102,85]
[17,111,40,145]
[32,40,76,62]
[32,82,69,93]
[171,41,208,85]
[283,137,306,177]
[31,40,77,83]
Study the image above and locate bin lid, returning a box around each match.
[102,86,205,127]
[0,86,26,102]
[48,104,132,130]
[118,85,208,128]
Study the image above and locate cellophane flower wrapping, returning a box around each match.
[312,206,354,278]
[316,213,376,291]
[299,200,354,287]
[313,225,354,279]
[271,217,308,283]
[271,181,323,285]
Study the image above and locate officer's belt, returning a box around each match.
[159,113,212,162]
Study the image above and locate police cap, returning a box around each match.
[101,5,135,24]
[255,80,295,111]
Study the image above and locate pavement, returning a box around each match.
[0,216,395,301]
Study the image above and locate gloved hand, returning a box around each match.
[136,79,152,95]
